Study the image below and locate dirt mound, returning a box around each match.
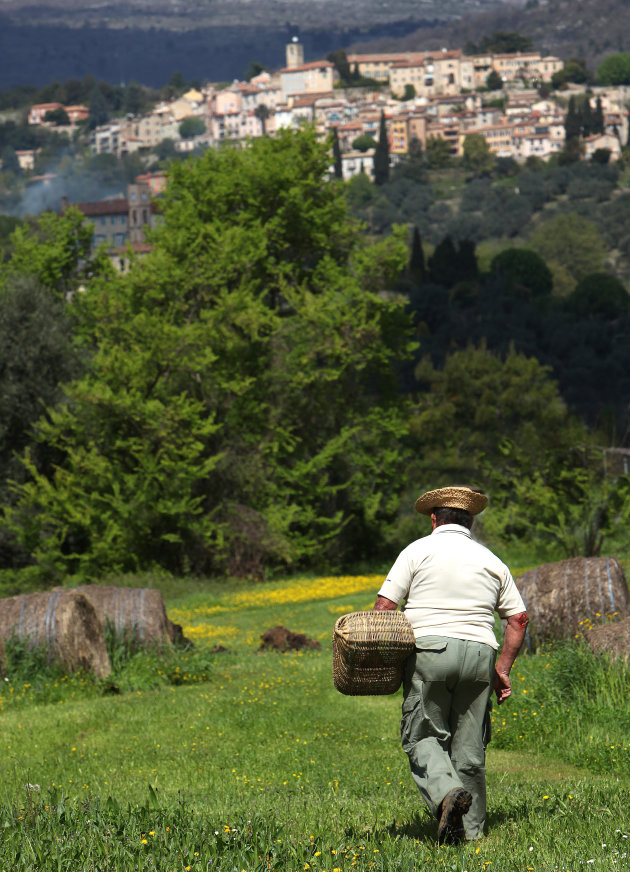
[0,590,110,677]
[584,615,630,661]
[514,557,629,647]
[259,626,321,652]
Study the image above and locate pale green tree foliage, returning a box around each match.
[1,206,111,298]
[529,213,606,284]
[6,129,413,579]
[506,460,630,558]
[405,344,595,552]
[463,133,494,175]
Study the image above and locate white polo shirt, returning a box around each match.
[378,524,525,650]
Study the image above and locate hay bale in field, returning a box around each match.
[515,557,630,645]
[0,590,110,677]
[75,585,180,647]
[584,615,630,661]
[259,626,321,652]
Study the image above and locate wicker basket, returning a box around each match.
[332,610,416,696]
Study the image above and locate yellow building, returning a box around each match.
[280,61,337,97]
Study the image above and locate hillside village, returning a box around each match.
[10,38,630,256]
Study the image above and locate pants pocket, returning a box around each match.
[482,697,493,748]
[401,692,425,752]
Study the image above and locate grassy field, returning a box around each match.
[0,571,628,871]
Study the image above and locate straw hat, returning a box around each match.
[415,485,488,516]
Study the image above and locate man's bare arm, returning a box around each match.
[494,611,528,705]
[373,595,398,611]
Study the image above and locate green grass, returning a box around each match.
[0,573,628,871]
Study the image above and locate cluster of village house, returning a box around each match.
[18,39,630,257]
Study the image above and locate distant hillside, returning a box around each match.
[0,0,517,31]
[0,0,519,89]
[354,0,630,70]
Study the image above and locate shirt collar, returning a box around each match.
[431,523,472,538]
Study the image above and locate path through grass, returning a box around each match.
[0,573,628,871]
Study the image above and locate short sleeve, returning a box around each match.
[496,566,526,618]
[378,546,415,606]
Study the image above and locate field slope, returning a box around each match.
[0,572,628,871]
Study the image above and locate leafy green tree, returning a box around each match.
[425,136,452,169]
[591,147,611,165]
[122,81,146,116]
[505,460,630,557]
[597,53,630,85]
[352,134,377,153]
[1,144,21,176]
[44,107,70,126]
[485,70,503,91]
[244,61,267,82]
[568,272,629,319]
[552,58,589,89]
[490,247,553,299]
[155,138,178,161]
[5,129,413,579]
[326,49,352,83]
[373,111,390,186]
[408,344,594,550]
[401,84,416,101]
[0,276,82,486]
[529,213,607,284]
[254,104,270,136]
[1,207,110,298]
[462,133,494,175]
[477,32,533,54]
[178,117,206,139]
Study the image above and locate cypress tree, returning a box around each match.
[581,98,593,137]
[593,97,605,135]
[331,127,343,179]
[455,239,478,283]
[88,86,110,129]
[564,96,580,141]
[428,236,458,286]
[408,225,426,283]
[373,111,390,186]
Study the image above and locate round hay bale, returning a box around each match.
[75,586,173,647]
[515,557,630,646]
[0,590,110,678]
[584,615,630,661]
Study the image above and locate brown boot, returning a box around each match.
[437,788,472,845]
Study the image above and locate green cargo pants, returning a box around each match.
[400,636,495,840]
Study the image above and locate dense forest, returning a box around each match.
[1,129,629,592]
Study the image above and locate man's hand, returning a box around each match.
[494,611,528,705]
[373,595,398,611]
[493,669,512,704]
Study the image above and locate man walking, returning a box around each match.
[373,486,528,845]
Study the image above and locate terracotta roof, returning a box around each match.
[76,198,128,216]
[281,60,334,73]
